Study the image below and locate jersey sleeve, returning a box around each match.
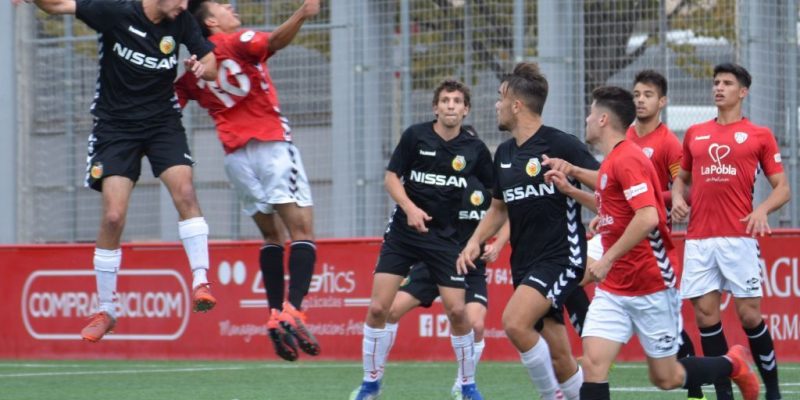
[680,128,694,172]
[75,0,126,32]
[386,127,416,177]
[758,128,785,177]
[233,31,273,64]
[614,156,659,211]
[561,133,601,170]
[663,131,683,180]
[180,13,214,60]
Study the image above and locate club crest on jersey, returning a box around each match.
[159,36,175,55]
[90,162,103,180]
[734,131,748,144]
[525,157,541,177]
[642,147,654,158]
[470,190,485,206]
[600,173,608,190]
[452,155,466,171]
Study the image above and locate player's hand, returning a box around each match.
[184,55,205,79]
[587,258,611,282]
[457,240,481,275]
[404,205,431,233]
[541,154,574,175]
[544,169,573,195]
[671,193,690,223]
[302,0,320,17]
[741,208,771,237]
[588,215,601,234]
[480,242,502,263]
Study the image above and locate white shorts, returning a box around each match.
[583,288,683,358]
[224,140,313,216]
[587,234,603,261]
[681,237,763,299]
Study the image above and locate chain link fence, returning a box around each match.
[14,0,800,243]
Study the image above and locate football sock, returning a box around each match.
[564,287,590,335]
[473,339,485,364]
[362,324,391,382]
[287,240,316,309]
[745,320,781,399]
[677,329,704,398]
[579,382,610,400]
[260,244,285,310]
[679,356,733,389]
[94,248,121,318]
[452,330,476,386]
[559,365,583,400]
[520,337,561,399]
[178,217,209,288]
[699,322,733,400]
[385,322,398,350]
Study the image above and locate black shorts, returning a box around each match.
[374,235,465,289]
[513,261,583,327]
[399,261,488,308]
[85,118,193,192]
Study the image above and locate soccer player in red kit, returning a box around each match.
[576,86,759,400]
[672,63,791,400]
[176,0,322,361]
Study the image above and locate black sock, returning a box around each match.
[579,382,610,400]
[564,287,590,335]
[287,240,316,309]
[260,244,285,311]
[679,356,733,389]
[745,320,781,400]
[677,329,704,398]
[699,322,733,400]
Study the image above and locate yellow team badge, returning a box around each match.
[525,157,541,177]
[470,190,485,207]
[159,36,176,55]
[90,162,103,180]
[452,155,466,171]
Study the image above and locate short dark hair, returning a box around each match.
[713,63,752,88]
[189,0,213,37]
[633,69,667,97]
[501,62,548,115]
[592,86,636,131]
[432,79,471,108]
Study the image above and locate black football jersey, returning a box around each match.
[76,0,214,122]
[386,121,494,247]
[492,125,600,272]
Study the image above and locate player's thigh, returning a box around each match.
[369,273,406,314]
[388,290,422,323]
[582,336,623,382]
[630,288,683,359]
[502,285,553,332]
[716,237,763,298]
[681,238,724,299]
[224,148,274,216]
[251,212,288,244]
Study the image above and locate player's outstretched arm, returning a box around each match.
[458,199,507,274]
[741,172,790,237]
[27,0,75,15]
[542,154,598,190]
[384,171,430,233]
[587,206,658,282]
[544,169,597,213]
[670,168,691,223]
[268,0,320,54]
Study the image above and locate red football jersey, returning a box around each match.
[175,30,291,154]
[595,140,680,296]
[626,123,682,193]
[681,118,784,239]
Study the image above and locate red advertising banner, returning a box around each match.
[1,232,799,361]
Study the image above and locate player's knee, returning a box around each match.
[173,183,199,211]
[445,304,467,324]
[367,302,389,322]
[648,371,680,390]
[471,319,485,340]
[102,210,127,232]
[501,316,526,341]
[737,311,762,329]
[387,306,403,324]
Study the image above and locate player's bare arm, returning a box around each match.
[267,0,321,54]
[481,220,510,262]
[29,0,75,14]
[741,172,791,237]
[183,53,218,81]
[458,199,507,274]
[587,206,658,282]
[384,171,431,233]
[544,169,597,213]
[671,168,691,223]
[541,154,598,189]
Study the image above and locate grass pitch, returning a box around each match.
[0,360,797,399]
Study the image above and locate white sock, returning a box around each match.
[559,365,583,400]
[178,217,209,288]
[455,338,485,390]
[520,338,561,400]
[452,330,476,386]
[385,322,399,353]
[94,248,121,318]
[362,324,391,382]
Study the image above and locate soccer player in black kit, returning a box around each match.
[352,80,493,400]
[458,62,596,400]
[26,0,218,342]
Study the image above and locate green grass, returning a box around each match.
[0,360,797,399]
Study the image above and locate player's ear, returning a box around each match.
[658,95,667,109]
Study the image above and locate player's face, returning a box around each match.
[585,101,602,145]
[713,72,748,109]
[495,83,514,132]
[434,90,469,129]
[158,0,188,20]
[208,2,241,32]
[632,82,665,121]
